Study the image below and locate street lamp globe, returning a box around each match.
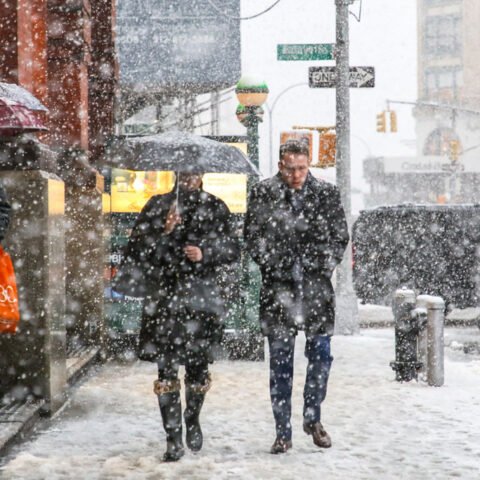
[236,103,264,126]
[235,75,269,107]
[235,103,248,125]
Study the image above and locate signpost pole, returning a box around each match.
[334,0,359,334]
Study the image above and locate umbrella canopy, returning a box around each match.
[0,82,48,111]
[107,131,259,175]
[0,100,48,136]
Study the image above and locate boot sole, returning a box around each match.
[163,449,185,462]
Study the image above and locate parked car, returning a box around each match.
[352,204,480,310]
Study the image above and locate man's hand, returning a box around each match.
[164,203,182,234]
[184,245,203,262]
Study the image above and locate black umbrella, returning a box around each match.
[107,130,259,176]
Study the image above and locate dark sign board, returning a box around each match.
[116,0,241,94]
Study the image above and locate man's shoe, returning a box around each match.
[303,422,332,448]
[270,437,293,454]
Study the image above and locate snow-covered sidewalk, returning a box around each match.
[2,328,480,480]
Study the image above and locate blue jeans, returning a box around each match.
[268,334,333,441]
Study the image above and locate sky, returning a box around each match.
[216,0,418,210]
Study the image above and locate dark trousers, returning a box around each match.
[268,333,333,442]
[157,351,209,385]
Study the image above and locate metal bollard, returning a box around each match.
[426,296,445,387]
[390,289,419,382]
[414,297,429,382]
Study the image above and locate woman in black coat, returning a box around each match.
[116,172,239,461]
[0,181,11,241]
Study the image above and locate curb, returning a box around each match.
[0,347,102,461]
[0,400,46,459]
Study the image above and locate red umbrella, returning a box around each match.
[0,98,48,136]
[0,82,48,111]
[0,82,48,136]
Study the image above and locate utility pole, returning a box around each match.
[335,0,359,334]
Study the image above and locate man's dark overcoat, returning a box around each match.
[114,188,240,362]
[244,172,349,337]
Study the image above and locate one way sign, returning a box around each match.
[309,66,375,88]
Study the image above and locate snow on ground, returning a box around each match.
[1,327,480,480]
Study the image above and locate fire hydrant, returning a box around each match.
[390,289,424,382]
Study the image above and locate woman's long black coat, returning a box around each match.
[244,172,349,337]
[115,188,240,362]
[0,182,11,241]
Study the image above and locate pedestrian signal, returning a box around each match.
[390,111,398,133]
[376,111,386,133]
[316,132,336,168]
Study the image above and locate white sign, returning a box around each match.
[309,66,375,88]
[383,154,480,173]
[383,156,448,173]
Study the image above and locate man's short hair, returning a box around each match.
[279,139,310,161]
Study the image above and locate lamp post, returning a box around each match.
[235,75,269,170]
[234,76,268,355]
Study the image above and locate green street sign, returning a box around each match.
[277,43,335,61]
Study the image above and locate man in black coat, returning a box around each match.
[116,172,239,461]
[244,140,349,454]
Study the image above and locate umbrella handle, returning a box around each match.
[175,173,182,213]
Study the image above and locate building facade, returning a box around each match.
[364,0,480,207]
[0,0,118,409]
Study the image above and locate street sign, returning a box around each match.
[309,66,375,88]
[277,43,335,61]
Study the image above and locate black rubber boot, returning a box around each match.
[158,390,185,462]
[184,374,211,452]
[184,388,206,452]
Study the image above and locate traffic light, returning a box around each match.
[376,111,386,132]
[317,132,336,168]
[390,111,398,133]
[449,140,460,162]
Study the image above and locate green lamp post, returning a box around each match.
[232,76,269,359]
[235,75,269,170]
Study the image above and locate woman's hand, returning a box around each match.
[164,203,182,234]
[184,245,203,262]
